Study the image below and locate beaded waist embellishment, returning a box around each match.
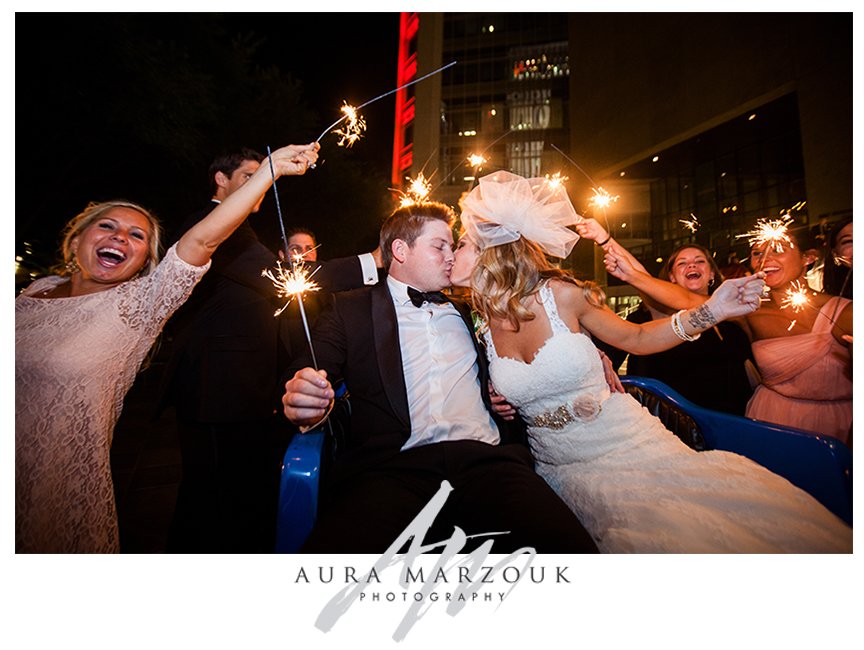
[531,397,603,430]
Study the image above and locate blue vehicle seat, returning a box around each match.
[275,376,852,552]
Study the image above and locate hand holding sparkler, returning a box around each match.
[282,367,335,430]
[575,217,612,247]
[268,141,321,175]
[703,273,767,322]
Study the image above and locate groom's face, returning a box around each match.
[395,220,455,291]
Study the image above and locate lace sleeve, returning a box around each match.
[117,243,210,337]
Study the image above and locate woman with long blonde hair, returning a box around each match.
[16,143,318,553]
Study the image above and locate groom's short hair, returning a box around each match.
[379,202,455,270]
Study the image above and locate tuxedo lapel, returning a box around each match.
[370,283,411,430]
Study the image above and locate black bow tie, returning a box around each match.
[407,286,449,308]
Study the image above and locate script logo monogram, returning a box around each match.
[315,480,536,641]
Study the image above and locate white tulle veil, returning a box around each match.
[460,170,583,258]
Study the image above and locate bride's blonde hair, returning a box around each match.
[470,236,605,331]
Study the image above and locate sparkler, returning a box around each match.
[467,153,488,169]
[266,145,291,259]
[588,187,619,211]
[263,146,322,368]
[330,103,367,148]
[262,260,322,368]
[315,60,457,145]
[780,280,812,313]
[587,187,619,233]
[679,213,700,234]
[736,214,795,272]
[549,144,617,234]
[777,278,850,334]
[544,171,569,190]
[396,172,434,208]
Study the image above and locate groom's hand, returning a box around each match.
[597,350,624,393]
[283,367,334,427]
[489,383,516,421]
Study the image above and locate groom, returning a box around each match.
[282,202,598,553]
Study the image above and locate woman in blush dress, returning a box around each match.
[448,170,851,553]
[589,219,852,447]
[15,143,318,553]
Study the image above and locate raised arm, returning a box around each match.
[575,218,690,313]
[575,218,649,275]
[175,143,319,267]
[603,243,708,311]
[559,275,765,355]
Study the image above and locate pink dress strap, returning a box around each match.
[811,296,850,334]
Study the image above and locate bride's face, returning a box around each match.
[450,236,480,287]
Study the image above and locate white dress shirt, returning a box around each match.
[386,276,500,450]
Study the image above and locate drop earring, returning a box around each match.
[65,257,80,274]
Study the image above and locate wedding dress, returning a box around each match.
[482,282,851,553]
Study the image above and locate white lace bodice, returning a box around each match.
[483,282,610,425]
[15,244,209,553]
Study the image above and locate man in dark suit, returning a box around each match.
[282,202,597,553]
[162,148,380,552]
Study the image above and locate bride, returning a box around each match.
[449,170,851,553]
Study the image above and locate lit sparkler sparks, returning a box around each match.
[262,259,322,368]
[737,214,795,271]
[780,280,812,313]
[467,153,488,169]
[331,103,367,148]
[679,213,700,233]
[262,260,321,317]
[588,187,619,211]
[544,171,569,190]
[397,172,433,208]
[315,60,457,146]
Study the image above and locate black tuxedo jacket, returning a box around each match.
[285,281,528,475]
[159,204,367,423]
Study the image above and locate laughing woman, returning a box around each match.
[15,143,318,553]
[594,242,756,416]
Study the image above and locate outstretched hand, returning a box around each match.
[270,142,320,177]
[603,243,640,281]
[575,218,610,244]
[705,273,766,322]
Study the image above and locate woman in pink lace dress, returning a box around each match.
[585,221,852,446]
[15,143,318,553]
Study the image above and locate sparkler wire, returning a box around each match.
[266,145,291,259]
[315,60,458,142]
[295,297,319,370]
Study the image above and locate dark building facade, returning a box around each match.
[396,12,851,309]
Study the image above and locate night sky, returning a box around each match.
[15,12,401,278]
